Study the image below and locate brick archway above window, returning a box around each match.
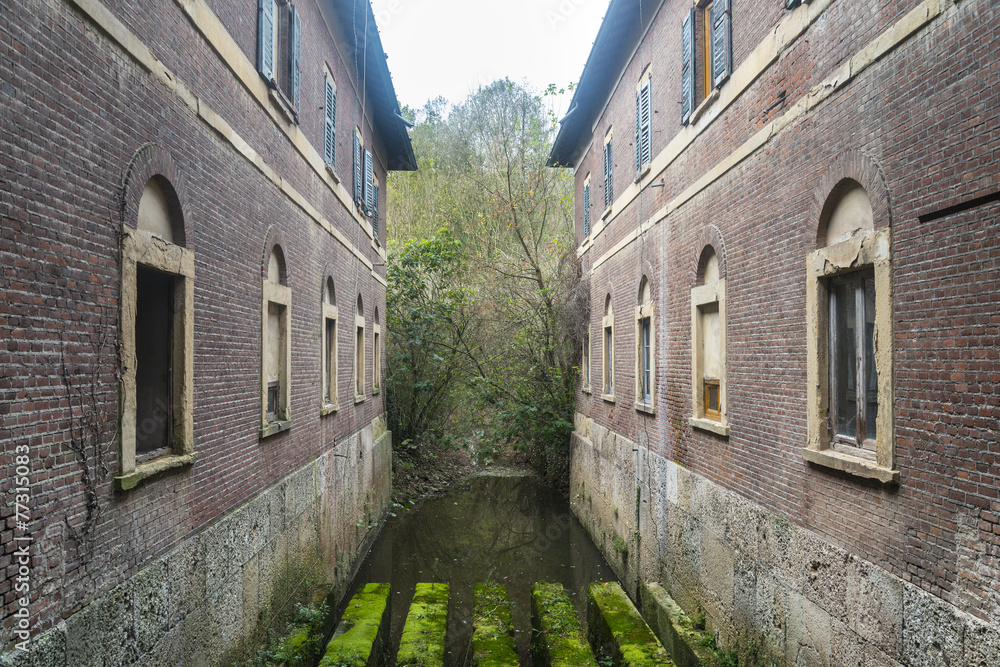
[121,144,189,247]
[261,226,289,284]
[692,225,727,284]
[809,149,892,247]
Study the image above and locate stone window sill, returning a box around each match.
[602,393,616,404]
[269,88,298,125]
[373,387,381,395]
[582,386,592,395]
[602,205,613,220]
[260,419,293,439]
[691,89,719,125]
[689,416,729,436]
[321,403,339,417]
[355,394,366,404]
[634,401,655,415]
[634,164,651,184]
[116,453,196,491]
[325,163,339,183]
[801,447,900,484]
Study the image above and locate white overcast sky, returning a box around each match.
[371,0,611,117]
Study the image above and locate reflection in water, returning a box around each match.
[341,474,620,666]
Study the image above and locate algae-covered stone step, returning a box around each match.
[639,583,716,667]
[472,583,519,667]
[396,582,450,666]
[588,582,674,667]
[319,583,391,667]
[531,582,598,667]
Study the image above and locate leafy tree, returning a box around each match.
[386,81,583,486]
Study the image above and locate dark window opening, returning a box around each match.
[324,318,336,404]
[641,317,652,403]
[267,381,280,422]
[135,266,174,457]
[829,269,877,451]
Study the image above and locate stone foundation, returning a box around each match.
[570,414,1000,666]
[2,420,392,667]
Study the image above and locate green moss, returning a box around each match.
[396,583,450,666]
[472,583,519,667]
[531,582,598,667]
[318,583,391,667]
[587,582,674,667]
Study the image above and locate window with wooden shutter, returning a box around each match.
[353,130,362,204]
[583,179,591,238]
[257,0,275,81]
[639,79,651,169]
[291,5,301,109]
[681,9,695,124]
[364,149,374,213]
[324,76,336,167]
[603,133,613,209]
[635,73,651,173]
[712,0,732,88]
[372,182,380,238]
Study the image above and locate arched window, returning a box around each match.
[602,294,615,399]
[261,244,292,436]
[635,277,655,412]
[354,295,366,401]
[804,179,896,482]
[321,276,338,414]
[119,176,195,490]
[690,245,728,434]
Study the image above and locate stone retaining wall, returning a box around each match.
[570,415,1000,666]
[2,421,391,666]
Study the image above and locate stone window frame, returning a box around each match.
[582,330,592,393]
[261,242,292,438]
[634,276,655,414]
[118,227,196,490]
[321,275,339,416]
[689,242,728,436]
[803,225,897,484]
[116,147,195,492]
[372,306,381,395]
[354,294,366,403]
[602,293,615,402]
[800,152,898,484]
[602,127,614,216]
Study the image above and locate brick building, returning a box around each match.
[550,0,1000,662]
[0,0,412,662]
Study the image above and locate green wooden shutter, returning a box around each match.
[353,133,362,203]
[373,184,379,237]
[291,4,302,109]
[584,183,591,237]
[257,0,275,81]
[634,92,641,173]
[364,149,374,212]
[681,8,695,124]
[713,0,732,88]
[604,140,613,209]
[324,77,336,166]
[639,79,651,168]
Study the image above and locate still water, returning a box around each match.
[341,473,621,666]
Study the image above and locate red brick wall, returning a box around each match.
[0,0,390,641]
[572,0,1000,623]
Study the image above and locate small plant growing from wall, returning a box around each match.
[612,535,628,558]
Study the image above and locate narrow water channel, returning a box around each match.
[340,472,621,666]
